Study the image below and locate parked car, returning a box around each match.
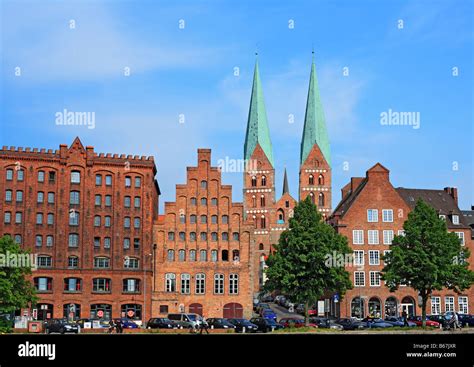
[384,316,416,327]
[279,317,317,328]
[310,317,343,330]
[337,318,367,330]
[274,295,285,305]
[277,296,287,307]
[261,309,277,321]
[256,303,271,314]
[227,318,258,333]
[114,318,139,329]
[261,294,274,303]
[408,316,441,328]
[296,304,305,315]
[458,314,474,327]
[146,318,177,329]
[361,318,394,328]
[206,318,236,330]
[250,317,284,333]
[75,318,109,329]
[44,318,80,334]
[167,313,203,329]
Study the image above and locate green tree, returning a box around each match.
[265,197,353,325]
[382,199,474,327]
[0,235,37,330]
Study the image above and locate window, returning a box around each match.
[94,257,110,268]
[222,215,229,224]
[382,209,393,222]
[181,274,190,294]
[167,250,175,261]
[95,174,102,186]
[134,217,140,228]
[37,171,45,182]
[70,171,80,183]
[383,250,391,265]
[354,271,365,287]
[211,250,218,262]
[200,180,207,189]
[5,190,12,202]
[105,195,112,207]
[353,230,364,245]
[104,237,111,249]
[260,195,265,207]
[455,232,465,246]
[308,175,314,185]
[134,196,140,208]
[124,257,139,269]
[353,250,364,266]
[168,232,175,241]
[190,197,197,206]
[196,273,205,294]
[94,216,101,227]
[179,215,185,224]
[95,195,102,207]
[383,230,394,245]
[68,256,78,268]
[125,176,131,187]
[69,211,79,226]
[369,271,381,287]
[6,169,13,180]
[165,273,176,292]
[452,215,459,225]
[105,175,112,186]
[15,212,22,223]
[189,250,197,262]
[368,230,379,245]
[124,217,131,228]
[318,193,325,207]
[398,230,405,236]
[367,209,378,222]
[90,304,111,319]
[135,177,141,188]
[4,212,11,224]
[211,215,218,224]
[251,176,257,187]
[318,174,324,185]
[123,279,140,293]
[104,216,111,227]
[35,277,52,291]
[47,213,54,225]
[439,214,446,220]
[94,237,101,249]
[17,169,24,181]
[46,192,54,204]
[444,296,455,313]
[260,216,266,229]
[200,215,207,224]
[232,250,240,261]
[133,238,140,249]
[64,278,82,292]
[124,196,131,207]
[214,274,224,294]
[179,232,185,241]
[178,249,186,262]
[222,232,229,241]
[35,235,42,247]
[14,234,22,244]
[70,191,80,205]
[201,198,207,206]
[229,274,239,294]
[431,296,441,315]
[211,198,218,206]
[233,232,240,241]
[261,176,267,186]
[222,250,229,261]
[93,278,111,293]
[48,171,56,182]
[200,232,207,241]
[16,190,23,203]
[369,250,380,265]
[123,238,131,249]
[68,233,79,247]
[190,215,197,224]
[37,256,52,268]
[37,192,44,203]
[200,250,207,261]
[36,213,43,225]
[458,296,468,314]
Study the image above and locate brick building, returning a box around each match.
[330,163,473,318]
[243,55,331,295]
[0,137,160,323]
[151,149,255,318]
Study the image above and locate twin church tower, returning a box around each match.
[242,55,332,291]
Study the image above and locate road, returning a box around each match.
[267,302,304,321]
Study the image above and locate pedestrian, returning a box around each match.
[116,319,123,334]
[453,312,460,330]
[107,319,115,334]
[402,310,409,327]
[199,317,209,334]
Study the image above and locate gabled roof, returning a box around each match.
[300,56,330,167]
[332,177,368,217]
[69,136,86,153]
[244,58,274,166]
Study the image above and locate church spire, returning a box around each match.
[282,168,289,195]
[300,53,331,167]
[244,56,274,166]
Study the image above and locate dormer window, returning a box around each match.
[452,215,459,225]
[439,214,446,220]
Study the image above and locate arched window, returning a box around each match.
[309,175,314,185]
[260,195,265,207]
[309,192,315,204]
[261,176,267,186]
[252,195,256,207]
[232,250,240,262]
[260,215,266,229]
[201,198,207,206]
[351,297,365,319]
[251,176,257,187]
[167,249,175,261]
[318,192,325,207]
[259,243,264,251]
[318,174,324,185]
[277,209,284,224]
[222,250,229,261]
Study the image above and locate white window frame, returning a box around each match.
[369,271,381,287]
[369,250,380,266]
[455,232,465,246]
[165,273,176,292]
[353,250,364,266]
[368,230,379,245]
[367,209,378,223]
[181,274,190,294]
[229,274,239,294]
[458,296,468,314]
[195,273,205,294]
[452,215,459,225]
[354,271,365,287]
[382,209,393,222]
[383,230,394,245]
[445,296,455,313]
[353,230,364,245]
[431,296,441,315]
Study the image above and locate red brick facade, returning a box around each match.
[0,138,159,323]
[330,163,474,318]
[151,149,255,318]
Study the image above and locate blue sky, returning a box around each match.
[1,0,473,210]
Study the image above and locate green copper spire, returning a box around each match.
[300,54,331,167]
[244,57,274,167]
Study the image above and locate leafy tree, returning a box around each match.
[0,235,37,330]
[265,197,352,325]
[382,199,474,327]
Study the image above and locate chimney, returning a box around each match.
[444,187,458,205]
